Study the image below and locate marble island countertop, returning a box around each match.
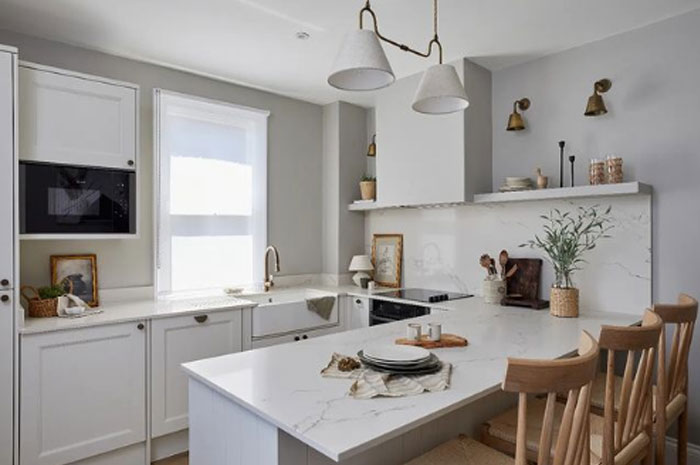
[182,298,640,462]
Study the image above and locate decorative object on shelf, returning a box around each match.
[328,0,469,115]
[498,176,533,192]
[558,140,565,188]
[349,254,374,287]
[589,159,605,185]
[20,284,68,318]
[584,78,612,116]
[521,206,614,318]
[371,234,403,288]
[500,258,549,309]
[359,174,376,201]
[569,155,576,187]
[396,333,467,349]
[367,134,376,157]
[506,98,530,131]
[606,155,623,183]
[536,168,549,189]
[50,254,99,307]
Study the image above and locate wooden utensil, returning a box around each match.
[479,254,493,276]
[499,250,509,279]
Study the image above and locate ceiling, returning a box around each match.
[0,0,699,106]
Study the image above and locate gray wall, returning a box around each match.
[492,9,700,443]
[0,29,324,290]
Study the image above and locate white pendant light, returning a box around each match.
[328,29,395,91]
[412,64,469,114]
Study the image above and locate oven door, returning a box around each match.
[369,300,430,326]
[19,162,135,234]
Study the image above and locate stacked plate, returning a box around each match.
[499,176,533,192]
[358,345,442,375]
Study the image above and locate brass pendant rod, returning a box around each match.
[359,0,444,64]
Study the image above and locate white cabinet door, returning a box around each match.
[348,296,370,330]
[19,64,138,170]
[0,50,14,290]
[0,291,13,465]
[21,322,147,465]
[151,310,242,438]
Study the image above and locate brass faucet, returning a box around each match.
[263,245,280,292]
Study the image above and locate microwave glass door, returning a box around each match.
[20,162,135,234]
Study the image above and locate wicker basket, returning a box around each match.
[21,286,59,318]
[550,287,579,318]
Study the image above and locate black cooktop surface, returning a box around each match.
[374,288,473,303]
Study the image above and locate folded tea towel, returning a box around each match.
[57,294,103,319]
[306,296,335,320]
[321,353,452,399]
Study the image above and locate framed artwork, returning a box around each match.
[51,254,99,307]
[371,234,403,288]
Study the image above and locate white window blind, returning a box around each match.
[154,90,268,295]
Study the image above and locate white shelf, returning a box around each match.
[348,182,651,212]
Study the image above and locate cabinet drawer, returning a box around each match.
[251,293,339,338]
[20,321,147,465]
[151,310,242,438]
[250,325,340,349]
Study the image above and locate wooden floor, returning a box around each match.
[152,453,188,465]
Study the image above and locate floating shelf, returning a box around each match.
[348,182,651,212]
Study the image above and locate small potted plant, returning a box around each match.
[522,205,613,318]
[20,284,69,318]
[359,175,376,201]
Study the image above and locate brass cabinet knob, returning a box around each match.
[1,295,9,303]
[194,315,208,324]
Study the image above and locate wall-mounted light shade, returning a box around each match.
[328,29,395,91]
[506,98,530,131]
[367,134,376,157]
[412,64,469,114]
[584,79,612,116]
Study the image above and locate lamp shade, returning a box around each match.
[349,254,374,272]
[328,29,395,91]
[412,64,469,114]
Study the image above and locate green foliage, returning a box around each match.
[521,205,613,288]
[361,175,376,182]
[38,284,67,300]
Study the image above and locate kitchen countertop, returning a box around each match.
[17,284,396,335]
[182,299,639,462]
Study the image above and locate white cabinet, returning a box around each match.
[20,322,147,465]
[0,45,15,465]
[347,296,370,330]
[250,325,340,349]
[19,63,138,170]
[151,310,242,438]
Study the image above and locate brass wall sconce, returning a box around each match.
[506,98,530,131]
[585,79,612,116]
[367,135,376,157]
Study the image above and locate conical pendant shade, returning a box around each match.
[328,29,395,91]
[412,64,469,114]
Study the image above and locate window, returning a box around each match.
[154,90,268,295]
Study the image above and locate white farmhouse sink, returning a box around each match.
[247,289,339,338]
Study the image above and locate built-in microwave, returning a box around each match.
[19,161,136,235]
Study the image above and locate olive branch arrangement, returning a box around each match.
[521,205,614,288]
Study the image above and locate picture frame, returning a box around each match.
[50,254,99,307]
[371,234,403,288]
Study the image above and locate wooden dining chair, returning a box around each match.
[481,310,662,465]
[405,331,599,465]
[653,294,698,465]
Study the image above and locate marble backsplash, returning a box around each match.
[364,195,651,315]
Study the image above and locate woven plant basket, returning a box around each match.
[20,286,59,318]
[550,287,579,318]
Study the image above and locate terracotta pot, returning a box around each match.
[550,287,579,318]
[360,181,376,201]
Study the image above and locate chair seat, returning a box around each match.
[482,397,606,465]
[405,435,514,465]
[590,371,623,412]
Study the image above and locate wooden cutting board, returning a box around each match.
[395,334,468,349]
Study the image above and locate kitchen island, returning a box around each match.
[183,298,639,465]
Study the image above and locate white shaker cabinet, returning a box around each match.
[0,45,16,465]
[19,63,138,170]
[151,310,242,438]
[347,296,370,330]
[20,322,147,465]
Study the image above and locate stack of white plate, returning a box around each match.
[357,345,442,375]
[499,177,533,192]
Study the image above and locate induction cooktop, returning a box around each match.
[374,288,473,303]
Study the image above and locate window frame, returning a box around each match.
[153,89,269,296]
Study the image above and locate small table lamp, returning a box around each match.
[349,255,374,287]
